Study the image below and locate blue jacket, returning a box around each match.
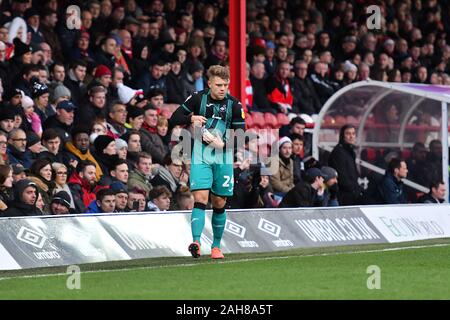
[377,173,407,204]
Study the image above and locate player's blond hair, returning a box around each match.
[207,65,230,81]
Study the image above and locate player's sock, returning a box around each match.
[212,207,226,248]
[191,202,206,243]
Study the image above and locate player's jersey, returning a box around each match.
[178,89,246,135]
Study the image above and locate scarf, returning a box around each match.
[65,141,103,181]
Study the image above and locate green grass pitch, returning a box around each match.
[1,238,449,300]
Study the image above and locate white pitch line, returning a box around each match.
[1,243,449,282]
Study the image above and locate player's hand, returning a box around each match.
[205,135,225,149]
[191,115,207,126]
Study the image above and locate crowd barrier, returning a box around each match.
[1,204,450,270]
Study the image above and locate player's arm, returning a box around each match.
[169,93,206,128]
[231,100,246,131]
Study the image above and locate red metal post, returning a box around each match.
[229,0,246,105]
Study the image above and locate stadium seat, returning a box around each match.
[264,112,279,129]
[245,112,254,129]
[401,149,411,160]
[276,113,290,127]
[250,112,265,129]
[361,148,377,162]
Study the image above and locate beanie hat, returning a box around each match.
[52,85,71,102]
[110,181,128,194]
[115,138,128,150]
[278,136,292,149]
[94,64,112,78]
[188,60,204,74]
[26,130,41,148]
[117,83,144,104]
[21,95,34,109]
[13,38,31,57]
[321,166,338,182]
[52,191,71,209]
[0,107,17,121]
[94,134,115,153]
[32,82,49,99]
[126,104,144,120]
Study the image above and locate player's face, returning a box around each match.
[208,76,229,100]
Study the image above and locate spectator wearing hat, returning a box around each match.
[115,137,127,160]
[110,181,128,212]
[27,158,55,212]
[279,167,325,208]
[125,105,145,130]
[321,166,339,207]
[31,81,54,123]
[21,94,43,137]
[7,128,33,169]
[64,60,88,108]
[51,162,75,210]
[3,179,42,217]
[269,136,295,196]
[65,127,103,181]
[50,191,73,215]
[334,35,357,65]
[0,107,18,135]
[24,7,44,46]
[8,38,33,83]
[43,100,76,143]
[26,130,43,161]
[11,163,27,183]
[92,134,119,178]
[181,59,205,97]
[89,64,113,92]
[50,84,71,111]
[117,83,146,107]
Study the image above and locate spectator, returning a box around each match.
[151,155,183,195]
[106,102,128,138]
[0,132,8,165]
[128,152,153,197]
[172,186,194,210]
[279,167,325,208]
[292,60,322,115]
[11,163,27,183]
[165,59,185,104]
[321,166,339,207]
[406,142,431,188]
[126,187,147,212]
[64,60,87,108]
[43,100,76,142]
[3,179,41,217]
[93,134,119,177]
[68,160,99,213]
[0,107,18,136]
[27,158,54,212]
[75,86,108,130]
[0,164,13,212]
[249,61,272,112]
[110,181,128,212]
[65,127,103,181]
[310,61,335,106]
[147,185,172,212]
[377,158,408,204]
[269,136,294,196]
[50,191,73,215]
[52,162,75,210]
[87,188,116,213]
[290,133,305,184]
[266,61,294,114]
[135,59,167,97]
[328,124,364,205]
[418,180,446,204]
[140,104,167,164]
[7,128,33,169]
[115,139,128,160]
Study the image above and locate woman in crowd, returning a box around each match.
[27,158,55,212]
[52,162,75,211]
[0,164,14,212]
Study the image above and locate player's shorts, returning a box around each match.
[190,142,234,197]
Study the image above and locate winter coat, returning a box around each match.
[269,156,295,194]
[2,179,42,217]
[279,181,324,208]
[68,172,97,214]
[377,173,407,204]
[128,170,152,197]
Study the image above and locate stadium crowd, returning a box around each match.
[0,0,449,216]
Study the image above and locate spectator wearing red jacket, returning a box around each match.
[68,160,100,213]
[265,61,293,114]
